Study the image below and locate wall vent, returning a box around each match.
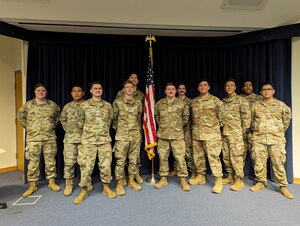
[222,0,267,10]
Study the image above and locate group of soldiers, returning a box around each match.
[17,73,294,206]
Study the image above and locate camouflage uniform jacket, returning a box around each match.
[181,96,192,133]
[60,101,84,144]
[116,89,144,103]
[251,98,291,145]
[240,93,262,108]
[112,97,142,141]
[155,97,189,140]
[79,98,113,145]
[191,93,223,141]
[221,93,251,137]
[18,99,60,142]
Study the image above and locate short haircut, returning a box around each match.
[225,78,236,85]
[198,78,210,86]
[242,80,252,85]
[177,83,186,88]
[90,81,102,89]
[165,82,176,89]
[128,73,138,79]
[260,82,276,91]
[123,79,135,87]
[34,83,46,90]
[71,85,83,91]
[241,80,254,89]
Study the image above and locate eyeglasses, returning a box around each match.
[261,88,274,91]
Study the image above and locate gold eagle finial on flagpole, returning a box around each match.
[145,35,156,47]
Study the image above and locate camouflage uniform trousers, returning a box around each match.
[173,129,196,174]
[251,143,288,187]
[193,139,223,178]
[243,132,255,177]
[63,143,80,179]
[243,132,253,161]
[78,143,112,188]
[158,138,188,177]
[25,140,57,182]
[114,140,140,180]
[222,135,245,178]
[135,137,142,173]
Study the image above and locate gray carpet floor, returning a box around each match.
[1,170,300,226]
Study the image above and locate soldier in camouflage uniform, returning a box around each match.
[241,81,263,107]
[250,83,293,199]
[18,83,61,197]
[154,83,190,191]
[240,81,263,164]
[74,81,116,205]
[115,73,144,184]
[116,73,144,104]
[221,78,251,191]
[60,86,93,196]
[189,80,224,194]
[169,83,196,181]
[113,80,143,196]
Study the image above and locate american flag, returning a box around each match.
[143,51,157,160]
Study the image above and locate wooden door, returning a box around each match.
[15,70,24,172]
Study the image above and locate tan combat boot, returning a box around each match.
[188,173,198,184]
[102,183,117,199]
[74,188,88,205]
[154,177,168,189]
[180,178,190,191]
[250,182,265,192]
[122,177,127,186]
[48,178,61,192]
[189,174,206,185]
[212,177,223,194]
[64,178,73,196]
[168,170,178,177]
[230,177,244,191]
[87,184,94,192]
[190,172,197,180]
[135,172,144,184]
[116,180,126,196]
[223,174,235,185]
[128,175,142,191]
[279,187,293,199]
[22,181,38,198]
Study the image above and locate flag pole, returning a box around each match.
[145,147,158,183]
[144,35,158,184]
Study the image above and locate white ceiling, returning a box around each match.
[1,0,300,37]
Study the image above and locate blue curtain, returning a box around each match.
[24,35,293,183]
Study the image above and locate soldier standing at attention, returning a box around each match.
[18,83,61,197]
[221,78,251,191]
[115,73,144,184]
[250,82,293,199]
[240,80,262,106]
[169,83,197,182]
[116,73,144,104]
[60,86,93,196]
[189,80,224,194]
[74,81,116,205]
[240,80,262,163]
[154,83,190,191]
[113,80,143,196]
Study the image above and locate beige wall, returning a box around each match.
[0,35,22,169]
[292,37,300,179]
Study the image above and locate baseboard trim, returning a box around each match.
[0,166,17,173]
[294,178,300,184]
